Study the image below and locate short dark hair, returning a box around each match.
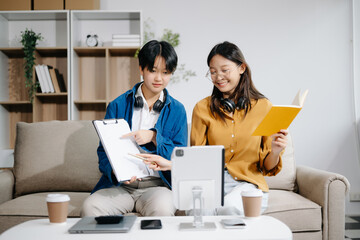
[138,40,178,73]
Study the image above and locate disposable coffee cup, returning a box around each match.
[46,194,70,224]
[241,189,263,218]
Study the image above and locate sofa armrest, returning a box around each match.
[0,169,15,204]
[296,165,350,240]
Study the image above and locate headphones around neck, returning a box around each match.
[134,87,167,113]
[220,97,246,113]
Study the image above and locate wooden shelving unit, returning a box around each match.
[0,10,70,149]
[0,10,142,150]
[70,10,142,120]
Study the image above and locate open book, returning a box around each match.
[93,119,152,181]
[252,89,309,136]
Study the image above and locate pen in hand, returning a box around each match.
[128,153,147,161]
[128,153,157,165]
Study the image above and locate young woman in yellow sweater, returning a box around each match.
[190,41,288,215]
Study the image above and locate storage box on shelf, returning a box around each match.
[65,0,100,10]
[0,10,70,149]
[34,0,64,10]
[0,0,31,11]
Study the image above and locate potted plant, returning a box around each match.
[135,19,196,83]
[20,29,43,103]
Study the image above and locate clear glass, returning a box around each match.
[205,65,240,82]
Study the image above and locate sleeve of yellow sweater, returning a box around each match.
[190,102,207,146]
[258,135,283,176]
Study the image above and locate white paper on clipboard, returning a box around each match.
[93,119,150,181]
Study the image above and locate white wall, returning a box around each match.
[351,0,360,215]
[101,0,360,215]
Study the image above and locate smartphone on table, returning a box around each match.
[220,218,246,229]
[140,219,162,229]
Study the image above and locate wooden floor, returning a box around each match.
[345,216,360,240]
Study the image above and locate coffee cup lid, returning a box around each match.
[241,189,263,197]
[46,194,70,202]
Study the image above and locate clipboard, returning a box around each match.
[93,119,150,181]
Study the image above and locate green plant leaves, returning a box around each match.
[135,19,196,83]
[20,28,43,103]
[160,29,180,48]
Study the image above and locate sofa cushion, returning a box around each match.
[264,189,322,233]
[14,121,101,197]
[0,192,89,217]
[265,132,297,191]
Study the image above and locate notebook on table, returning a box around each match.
[68,215,137,234]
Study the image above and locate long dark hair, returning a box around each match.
[207,41,265,121]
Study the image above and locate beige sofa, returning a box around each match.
[0,120,350,240]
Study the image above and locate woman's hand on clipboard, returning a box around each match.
[122,130,157,146]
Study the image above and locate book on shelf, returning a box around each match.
[111,42,141,47]
[43,65,55,93]
[38,65,50,93]
[112,34,140,39]
[112,38,141,43]
[35,65,47,93]
[252,89,309,136]
[112,33,140,47]
[54,69,67,92]
[49,68,61,93]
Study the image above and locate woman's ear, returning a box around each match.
[239,63,246,74]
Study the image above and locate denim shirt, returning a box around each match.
[92,82,188,193]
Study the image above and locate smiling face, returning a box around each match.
[140,56,171,98]
[208,54,245,98]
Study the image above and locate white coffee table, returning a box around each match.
[0,215,292,240]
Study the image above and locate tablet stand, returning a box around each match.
[179,186,216,231]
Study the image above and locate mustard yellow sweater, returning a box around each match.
[190,97,282,192]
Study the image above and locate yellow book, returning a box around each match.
[252,89,309,136]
